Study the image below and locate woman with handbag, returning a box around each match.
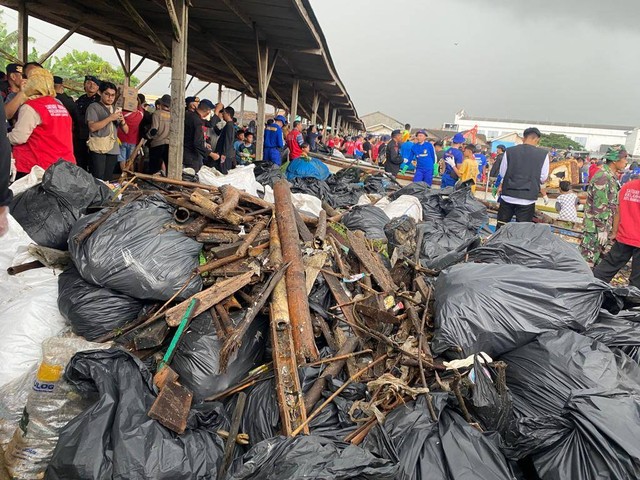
[86,81,128,181]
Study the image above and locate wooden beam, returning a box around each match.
[207,38,256,98]
[165,0,182,42]
[37,23,82,63]
[129,54,147,76]
[17,1,28,63]
[310,90,319,125]
[117,0,170,60]
[330,108,337,135]
[136,63,165,90]
[167,0,188,179]
[290,78,299,124]
[194,81,211,97]
[185,74,195,90]
[217,83,223,103]
[239,93,245,125]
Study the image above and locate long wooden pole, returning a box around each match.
[167,0,188,179]
[273,180,319,362]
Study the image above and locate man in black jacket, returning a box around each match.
[214,105,236,174]
[490,144,506,178]
[496,128,549,228]
[74,75,101,170]
[384,129,403,175]
[183,99,219,172]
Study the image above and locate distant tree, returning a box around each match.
[0,9,50,69]
[51,50,139,87]
[539,133,584,151]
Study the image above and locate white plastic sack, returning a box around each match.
[0,215,66,388]
[4,336,109,478]
[198,164,264,196]
[357,194,373,206]
[9,165,45,195]
[263,185,323,217]
[380,195,423,222]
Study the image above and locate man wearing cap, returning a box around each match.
[384,130,403,175]
[3,63,26,121]
[409,130,437,185]
[53,76,78,126]
[147,94,172,173]
[441,133,465,187]
[580,145,628,265]
[496,127,550,228]
[183,98,220,172]
[264,115,286,165]
[74,75,101,170]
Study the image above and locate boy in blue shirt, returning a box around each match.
[409,130,437,185]
[441,133,465,188]
[400,136,415,173]
[264,115,286,165]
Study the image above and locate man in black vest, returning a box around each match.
[496,127,549,228]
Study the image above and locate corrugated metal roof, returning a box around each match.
[0,0,363,128]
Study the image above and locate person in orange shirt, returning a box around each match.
[458,144,480,193]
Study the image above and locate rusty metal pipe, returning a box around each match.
[173,207,190,223]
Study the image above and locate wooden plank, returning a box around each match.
[165,271,254,326]
[346,230,397,293]
[148,380,192,434]
[304,252,327,295]
[134,320,170,350]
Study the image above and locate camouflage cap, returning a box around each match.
[604,144,627,162]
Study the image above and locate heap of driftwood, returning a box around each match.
[83,171,491,476]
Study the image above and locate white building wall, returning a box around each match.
[453,115,630,152]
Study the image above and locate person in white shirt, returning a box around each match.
[496,127,550,228]
[555,180,579,225]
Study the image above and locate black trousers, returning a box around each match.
[496,200,535,229]
[593,241,640,288]
[74,137,91,171]
[148,144,169,173]
[89,152,118,181]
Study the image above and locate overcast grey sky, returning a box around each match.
[311,0,640,128]
[2,0,639,128]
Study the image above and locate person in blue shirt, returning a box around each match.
[400,136,415,173]
[409,130,437,185]
[264,115,286,165]
[441,133,465,188]
[474,149,488,183]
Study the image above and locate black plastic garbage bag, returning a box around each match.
[57,266,145,341]
[342,205,390,240]
[585,309,640,362]
[501,330,640,419]
[226,435,398,480]
[363,395,517,480]
[10,160,111,249]
[172,311,268,403]
[289,177,332,201]
[46,349,227,480]
[231,378,280,446]
[439,185,488,231]
[68,194,202,301]
[328,166,362,184]
[364,173,399,194]
[418,211,479,270]
[432,263,612,358]
[469,222,591,274]
[330,183,365,208]
[501,331,640,479]
[253,161,285,188]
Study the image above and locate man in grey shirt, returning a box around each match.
[86,81,128,181]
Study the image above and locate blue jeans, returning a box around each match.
[413,167,433,186]
[118,142,136,163]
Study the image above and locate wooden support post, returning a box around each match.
[239,93,245,125]
[38,24,81,64]
[269,219,308,435]
[217,83,223,103]
[255,37,277,162]
[185,74,195,91]
[310,90,319,126]
[330,108,337,136]
[290,78,299,124]
[17,1,28,63]
[273,180,319,362]
[337,115,342,136]
[322,101,330,136]
[167,0,188,179]
[124,46,131,87]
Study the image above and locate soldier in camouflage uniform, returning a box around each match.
[580,145,628,265]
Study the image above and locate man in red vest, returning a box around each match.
[8,68,74,178]
[286,120,304,161]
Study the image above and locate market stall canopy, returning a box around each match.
[0,0,363,129]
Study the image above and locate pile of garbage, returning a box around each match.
[1,160,640,480]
